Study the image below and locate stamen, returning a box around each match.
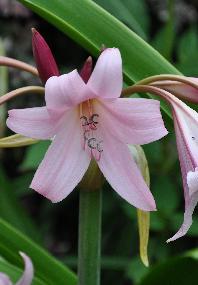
[87,99,92,117]
[80,100,103,160]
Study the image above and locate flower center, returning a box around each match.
[80,100,103,161]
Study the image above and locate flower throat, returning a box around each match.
[80,99,103,161]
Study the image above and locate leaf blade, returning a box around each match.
[18,0,182,118]
[0,218,77,285]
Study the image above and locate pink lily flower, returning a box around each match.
[166,93,198,242]
[124,84,198,240]
[7,31,168,211]
[144,84,198,241]
[0,252,34,285]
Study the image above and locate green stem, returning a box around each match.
[78,188,102,285]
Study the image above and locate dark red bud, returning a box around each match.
[32,28,60,84]
[80,56,93,83]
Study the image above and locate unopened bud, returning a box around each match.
[32,28,60,84]
[80,56,93,83]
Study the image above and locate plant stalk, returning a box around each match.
[78,188,102,285]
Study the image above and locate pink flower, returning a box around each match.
[124,84,198,240]
[0,252,34,285]
[165,93,198,241]
[7,32,168,211]
[146,84,198,241]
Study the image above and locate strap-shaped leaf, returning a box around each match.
[0,218,77,285]
[18,0,182,118]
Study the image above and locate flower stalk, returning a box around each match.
[132,74,198,89]
[78,182,102,285]
[0,56,38,76]
[0,86,44,105]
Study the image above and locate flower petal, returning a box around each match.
[97,127,156,211]
[7,107,63,140]
[167,112,198,242]
[87,48,122,99]
[45,71,96,112]
[0,273,12,285]
[95,98,168,145]
[30,109,91,202]
[170,96,198,166]
[16,252,34,285]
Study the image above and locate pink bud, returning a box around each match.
[32,28,60,84]
[80,56,93,83]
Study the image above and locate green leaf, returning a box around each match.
[139,249,198,285]
[178,26,198,64]
[18,0,182,118]
[153,176,179,215]
[94,0,149,40]
[0,170,42,244]
[21,140,50,170]
[0,258,45,285]
[176,26,198,76]
[0,218,77,285]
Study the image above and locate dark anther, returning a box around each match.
[97,141,103,152]
[90,114,99,124]
[88,138,97,149]
[80,116,88,126]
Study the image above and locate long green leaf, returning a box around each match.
[19,0,181,118]
[0,218,77,285]
[94,0,149,40]
[0,170,42,243]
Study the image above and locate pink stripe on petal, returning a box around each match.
[16,252,34,285]
[7,107,63,140]
[95,98,168,145]
[97,127,156,211]
[45,71,96,112]
[87,48,122,99]
[30,109,91,202]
